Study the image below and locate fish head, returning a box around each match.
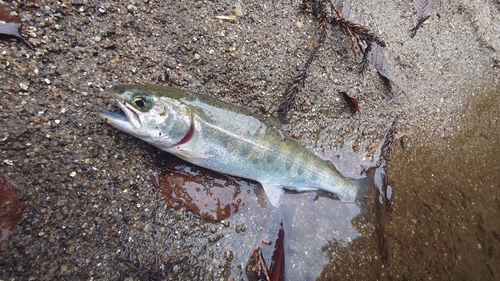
[100,84,194,150]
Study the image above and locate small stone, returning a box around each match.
[60,263,69,274]
[69,171,76,177]
[20,82,29,90]
[194,53,201,60]
[235,224,246,233]
[65,245,75,255]
[234,3,243,17]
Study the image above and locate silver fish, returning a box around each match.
[100,84,365,207]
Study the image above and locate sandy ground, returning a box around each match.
[1,0,499,280]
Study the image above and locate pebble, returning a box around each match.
[20,82,29,90]
[234,3,243,17]
[60,264,69,274]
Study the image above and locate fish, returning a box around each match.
[100,84,366,207]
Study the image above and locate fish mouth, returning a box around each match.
[100,101,141,132]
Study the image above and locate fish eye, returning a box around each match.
[130,92,152,111]
[133,97,146,108]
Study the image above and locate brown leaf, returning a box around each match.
[0,4,35,50]
[0,174,25,259]
[0,4,21,23]
[340,91,360,113]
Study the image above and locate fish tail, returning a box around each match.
[353,176,374,205]
[341,176,374,219]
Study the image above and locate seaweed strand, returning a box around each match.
[277,24,326,122]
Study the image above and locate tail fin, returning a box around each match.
[353,176,374,205]
[338,176,374,221]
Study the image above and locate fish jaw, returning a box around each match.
[100,101,142,134]
[100,109,133,131]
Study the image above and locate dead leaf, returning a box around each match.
[340,91,360,113]
[340,0,366,26]
[367,42,396,82]
[0,174,25,259]
[151,154,260,221]
[413,0,434,19]
[410,0,433,37]
[0,4,35,50]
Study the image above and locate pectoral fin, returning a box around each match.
[261,183,284,208]
[175,148,212,160]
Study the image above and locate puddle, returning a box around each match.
[151,155,261,222]
[151,151,369,280]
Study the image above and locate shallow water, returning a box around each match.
[316,87,500,280]
[384,89,500,279]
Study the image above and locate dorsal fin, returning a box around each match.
[263,115,283,129]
